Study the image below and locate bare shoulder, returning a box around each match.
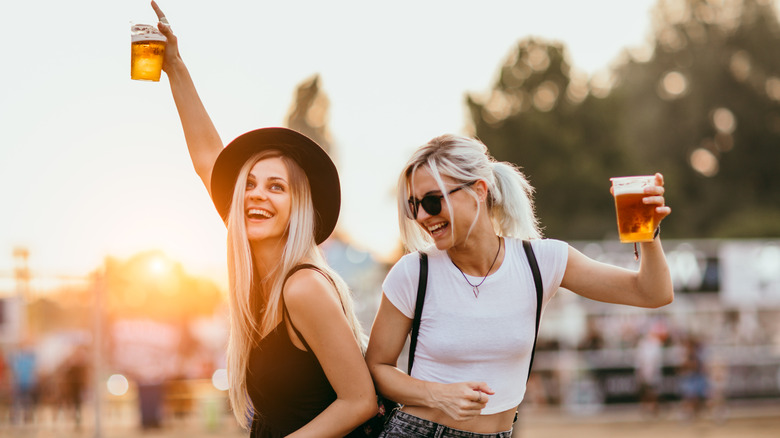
[282,267,342,314]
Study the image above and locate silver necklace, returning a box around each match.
[451,236,502,298]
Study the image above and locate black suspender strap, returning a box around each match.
[408,245,543,379]
[522,240,544,383]
[514,240,544,425]
[407,252,428,374]
[408,243,542,424]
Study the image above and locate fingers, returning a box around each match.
[151,1,166,21]
[643,175,666,206]
[642,174,671,222]
[157,21,175,39]
[643,195,665,205]
[656,205,672,220]
[470,381,495,395]
[438,382,491,421]
[471,390,489,408]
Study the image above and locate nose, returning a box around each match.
[415,205,432,222]
[248,186,267,200]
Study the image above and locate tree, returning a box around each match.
[468,0,780,240]
[285,74,334,156]
[467,39,632,240]
[613,0,780,238]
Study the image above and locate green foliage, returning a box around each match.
[469,0,780,240]
[467,39,633,239]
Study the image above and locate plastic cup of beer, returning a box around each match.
[130,23,166,82]
[610,175,657,243]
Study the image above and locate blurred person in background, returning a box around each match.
[366,135,673,437]
[151,2,376,436]
[0,350,10,421]
[635,321,667,417]
[677,335,709,422]
[10,340,38,424]
[61,346,89,430]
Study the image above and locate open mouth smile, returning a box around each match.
[246,208,273,220]
[427,221,449,237]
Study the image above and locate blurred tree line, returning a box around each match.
[468,0,780,240]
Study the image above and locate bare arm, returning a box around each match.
[561,173,674,308]
[365,294,491,421]
[153,1,222,196]
[283,270,377,437]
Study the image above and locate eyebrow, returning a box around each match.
[248,174,288,184]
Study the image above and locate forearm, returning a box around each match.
[287,397,376,438]
[371,363,437,408]
[635,238,674,307]
[166,59,223,193]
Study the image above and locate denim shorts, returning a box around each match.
[378,410,512,438]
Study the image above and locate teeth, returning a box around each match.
[247,208,273,218]
[428,222,447,232]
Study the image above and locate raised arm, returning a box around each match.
[152,1,222,196]
[561,173,674,308]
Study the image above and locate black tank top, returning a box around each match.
[247,265,338,437]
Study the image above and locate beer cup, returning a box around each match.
[130,23,166,81]
[610,175,657,243]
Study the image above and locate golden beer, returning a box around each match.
[130,24,166,82]
[611,176,657,243]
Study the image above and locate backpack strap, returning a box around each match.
[407,252,428,374]
[281,264,333,352]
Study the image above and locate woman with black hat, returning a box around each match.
[150,3,377,436]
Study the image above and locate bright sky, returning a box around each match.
[1,0,663,288]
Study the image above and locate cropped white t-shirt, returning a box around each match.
[382,238,568,414]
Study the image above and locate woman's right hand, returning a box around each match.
[427,381,493,421]
[151,1,181,74]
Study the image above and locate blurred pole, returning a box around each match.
[13,247,31,341]
[93,268,104,438]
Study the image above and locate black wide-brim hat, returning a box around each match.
[210,127,340,245]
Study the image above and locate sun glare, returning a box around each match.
[148,254,171,276]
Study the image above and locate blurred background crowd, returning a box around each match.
[2,0,780,436]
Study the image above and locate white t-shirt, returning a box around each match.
[382,238,568,414]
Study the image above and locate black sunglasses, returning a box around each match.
[407,182,475,219]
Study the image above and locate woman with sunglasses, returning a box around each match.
[150,3,377,436]
[365,134,673,437]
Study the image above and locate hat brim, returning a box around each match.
[210,127,340,245]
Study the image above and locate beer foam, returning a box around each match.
[611,176,654,195]
[131,24,166,43]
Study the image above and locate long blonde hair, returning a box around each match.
[224,150,365,428]
[398,134,542,252]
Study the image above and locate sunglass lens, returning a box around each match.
[420,195,442,217]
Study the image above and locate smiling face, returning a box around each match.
[243,157,292,246]
[409,166,479,250]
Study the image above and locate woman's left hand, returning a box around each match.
[645,173,672,227]
[151,1,182,74]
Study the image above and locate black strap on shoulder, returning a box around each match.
[281,264,331,352]
[407,252,428,374]
[522,240,544,383]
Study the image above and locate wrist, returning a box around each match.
[653,226,661,240]
[165,57,187,77]
[423,381,441,409]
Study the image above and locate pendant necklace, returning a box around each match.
[452,236,502,298]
